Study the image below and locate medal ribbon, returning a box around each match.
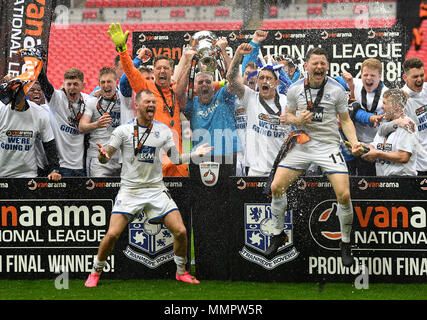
[304,77,327,111]
[361,81,383,113]
[97,93,117,116]
[155,82,175,120]
[133,118,153,156]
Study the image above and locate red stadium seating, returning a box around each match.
[83,0,225,7]
[47,21,243,91]
[215,8,229,17]
[82,10,98,20]
[170,8,185,17]
[269,6,277,18]
[307,6,322,15]
[127,9,142,18]
[260,17,396,30]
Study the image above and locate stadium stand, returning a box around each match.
[406,19,427,62]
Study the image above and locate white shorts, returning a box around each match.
[112,186,178,224]
[87,157,121,177]
[278,140,348,175]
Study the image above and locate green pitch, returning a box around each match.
[0,279,426,300]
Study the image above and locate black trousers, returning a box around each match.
[346,156,376,176]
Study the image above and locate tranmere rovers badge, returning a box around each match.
[239,203,299,270]
[199,161,219,186]
[123,211,174,269]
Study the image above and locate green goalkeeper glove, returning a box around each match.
[107,23,129,52]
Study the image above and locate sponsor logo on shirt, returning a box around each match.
[415,105,426,117]
[138,145,156,163]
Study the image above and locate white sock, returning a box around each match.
[271,193,288,235]
[174,255,187,275]
[92,256,106,274]
[337,202,353,243]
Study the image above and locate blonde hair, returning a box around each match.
[361,58,382,73]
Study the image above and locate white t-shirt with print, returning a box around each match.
[352,78,387,143]
[48,89,97,169]
[0,100,54,177]
[239,86,291,175]
[372,119,417,176]
[402,83,427,172]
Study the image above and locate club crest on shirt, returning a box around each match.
[199,161,219,186]
[123,211,174,269]
[239,203,299,270]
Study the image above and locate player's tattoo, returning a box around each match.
[228,53,245,97]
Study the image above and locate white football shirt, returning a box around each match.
[0,100,54,177]
[108,119,175,188]
[286,77,349,146]
[83,89,123,159]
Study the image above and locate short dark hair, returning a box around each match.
[305,47,329,62]
[152,55,174,68]
[138,66,152,73]
[245,62,257,70]
[135,89,154,102]
[64,68,84,82]
[258,67,278,80]
[403,58,424,74]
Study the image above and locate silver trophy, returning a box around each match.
[187,31,226,100]
[191,31,220,73]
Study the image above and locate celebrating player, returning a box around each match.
[266,47,365,267]
[85,90,212,287]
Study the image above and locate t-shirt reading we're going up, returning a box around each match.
[0,100,54,177]
[239,86,291,174]
[372,118,417,176]
[48,90,97,169]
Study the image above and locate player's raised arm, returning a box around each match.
[226,43,252,99]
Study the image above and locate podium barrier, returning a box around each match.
[0,177,191,280]
[195,175,427,283]
[0,174,426,282]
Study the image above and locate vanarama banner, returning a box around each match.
[0,177,190,280]
[0,0,56,78]
[133,26,409,88]
[226,176,427,283]
[0,177,426,282]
